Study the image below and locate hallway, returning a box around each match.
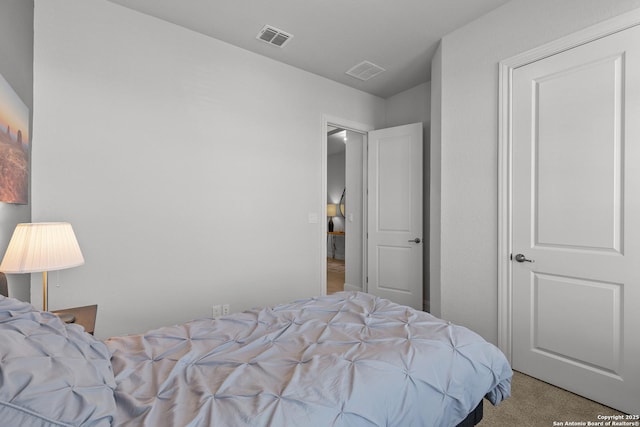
[326,258,344,294]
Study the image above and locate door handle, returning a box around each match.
[408,238,421,244]
[513,253,534,263]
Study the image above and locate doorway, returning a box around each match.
[326,125,366,295]
[321,117,424,311]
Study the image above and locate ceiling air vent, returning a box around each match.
[256,25,293,48]
[346,61,386,81]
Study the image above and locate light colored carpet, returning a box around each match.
[482,371,625,426]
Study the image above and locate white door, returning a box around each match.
[367,123,423,309]
[511,25,640,413]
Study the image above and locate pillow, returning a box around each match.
[0,296,116,426]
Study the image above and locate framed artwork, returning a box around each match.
[0,73,29,204]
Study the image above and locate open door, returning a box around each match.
[367,123,423,309]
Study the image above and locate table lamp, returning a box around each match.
[0,222,84,311]
[327,204,337,232]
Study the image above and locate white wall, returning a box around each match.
[0,0,33,302]
[429,45,442,317]
[327,150,345,259]
[385,82,430,129]
[344,130,364,291]
[33,0,386,339]
[432,0,640,343]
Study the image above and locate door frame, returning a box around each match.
[320,114,373,296]
[497,8,640,362]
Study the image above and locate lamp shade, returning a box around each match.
[0,222,84,273]
[327,204,337,217]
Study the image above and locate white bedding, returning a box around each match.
[105,292,512,426]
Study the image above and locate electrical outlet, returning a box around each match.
[212,304,222,318]
[222,304,230,316]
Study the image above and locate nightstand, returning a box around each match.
[52,304,98,335]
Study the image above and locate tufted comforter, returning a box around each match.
[105,292,512,427]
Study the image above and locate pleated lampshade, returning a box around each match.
[0,222,84,311]
[0,222,84,273]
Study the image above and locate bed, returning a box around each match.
[0,291,511,426]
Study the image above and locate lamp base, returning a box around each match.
[328,218,334,232]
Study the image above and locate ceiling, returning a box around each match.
[107,0,510,99]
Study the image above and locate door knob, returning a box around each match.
[513,253,534,263]
[408,238,421,244]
